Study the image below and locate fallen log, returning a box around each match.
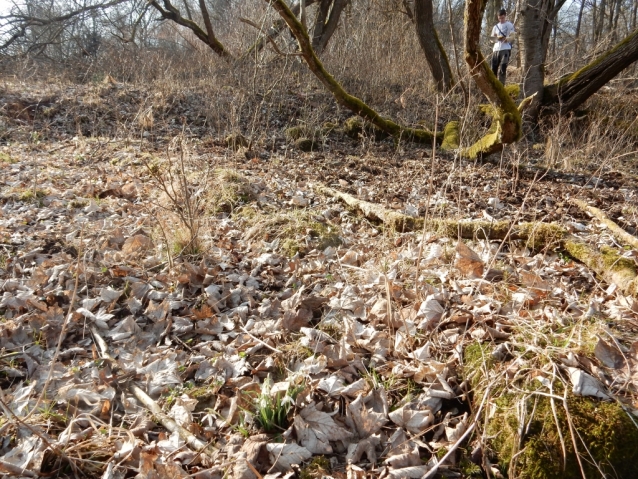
[316,184,638,296]
[571,198,638,250]
[315,184,564,246]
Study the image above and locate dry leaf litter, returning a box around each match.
[0,81,638,478]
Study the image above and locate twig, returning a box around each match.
[415,97,439,300]
[239,16,303,57]
[239,326,282,354]
[89,328,219,458]
[245,459,264,479]
[130,384,218,457]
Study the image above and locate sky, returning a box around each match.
[0,1,14,16]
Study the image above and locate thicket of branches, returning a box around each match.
[1,0,638,156]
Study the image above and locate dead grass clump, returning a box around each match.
[2,186,49,204]
[225,132,248,151]
[207,168,256,215]
[237,207,341,257]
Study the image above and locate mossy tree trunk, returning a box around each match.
[243,1,317,59]
[414,0,454,92]
[540,27,638,117]
[463,0,522,157]
[265,0,441,144]
[149,0,230,58]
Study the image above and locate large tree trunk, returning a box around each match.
[518,0,565,119]
[312,0,349,54]
[462,0,522,156]
[594,0,607,43]
[541,28,638,116]
[414,0,454,92]
[574,0,586,54]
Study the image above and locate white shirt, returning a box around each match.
[492,21,515,52]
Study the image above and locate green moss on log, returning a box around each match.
[564,239,638,296]
[600,245,638,271]
[514,222,566,249]
[462,126,503,159]
[441,121,460,150]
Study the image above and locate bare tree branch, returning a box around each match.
[148,0,231,57]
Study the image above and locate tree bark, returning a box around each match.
[312,0,331,50]
[611,0,622,42]
[541,28,638,116]
[312,0,349,54]
[149,0,230,57]
[595,0,607,43]
[198,0,219,51]
[414,0,454,92]
[463,0,522,156]
[518,0,565,119]
[265,0,441,144]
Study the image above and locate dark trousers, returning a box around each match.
[491,50,511,85]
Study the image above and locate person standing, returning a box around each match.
[491,9,515,85]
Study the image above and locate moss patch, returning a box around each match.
[299,455,331,479]
[441,121,460,150]
[343,116,364,139]
[0,152,16,164]
[488,394,638,479]
[505,84,520,100]
[599,245,637,272]
[284,126,309,141]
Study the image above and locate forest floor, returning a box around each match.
[1,79,638,479]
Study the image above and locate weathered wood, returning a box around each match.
[316,184,638,296]
[571,198,638,250]
[541,28,638,116]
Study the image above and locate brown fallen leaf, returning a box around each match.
[122,234,152,256]
[455,241,484,278]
